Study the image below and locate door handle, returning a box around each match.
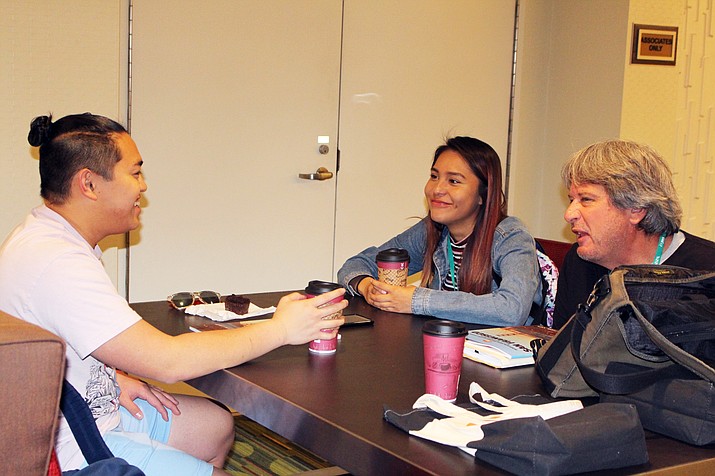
[298,167,334,181]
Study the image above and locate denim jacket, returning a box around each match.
[337,216,542,326]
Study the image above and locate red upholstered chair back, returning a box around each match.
[535,238,572,271]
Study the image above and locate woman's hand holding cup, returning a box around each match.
[364,280,416,314]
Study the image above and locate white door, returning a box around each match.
[128,0,516,301]
[335,0,517,269]
[129,0,343,301]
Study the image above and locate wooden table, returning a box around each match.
[132,292,715,475]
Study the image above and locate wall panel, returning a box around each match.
[0,0,127,288]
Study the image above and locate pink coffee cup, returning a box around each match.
[305,280,344,354]
[376,248,410,286]
[422,320,467,401]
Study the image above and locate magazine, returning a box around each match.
[463,325,557,369]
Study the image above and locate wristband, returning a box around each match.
[349,276,369,296]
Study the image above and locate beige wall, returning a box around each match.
[510,0,630,241]
[621,0,715,240]
[620,1,681,156]
[0,0,129,290]
[512,0,715,242]
[2,1,713,296]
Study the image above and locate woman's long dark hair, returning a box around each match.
[420,137,507,295]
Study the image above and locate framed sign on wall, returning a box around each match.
[631,24,678,65]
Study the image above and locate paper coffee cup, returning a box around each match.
[305,280,343,354]
[422,320,467,401]
[376,248,410,286]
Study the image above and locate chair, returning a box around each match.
[0,311,145,475]
[533,238,573,327]
[535,238,572,271]
[0,311,65,475]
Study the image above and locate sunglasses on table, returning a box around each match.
[167,291,221,309]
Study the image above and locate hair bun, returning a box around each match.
[28,115,53,147]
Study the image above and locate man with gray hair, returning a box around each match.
[552,139,715,329]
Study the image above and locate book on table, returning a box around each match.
[463,325,557,369]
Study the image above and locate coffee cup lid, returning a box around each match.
[305,280,343,295]
[422,319,467,337]
[376,248,410,263]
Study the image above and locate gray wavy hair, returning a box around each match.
[561,139,682,235]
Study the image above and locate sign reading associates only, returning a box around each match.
[632,24,678,66]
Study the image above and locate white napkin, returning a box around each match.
[410,382,583,454]
[183,302,276,322]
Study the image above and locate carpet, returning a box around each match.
[224,414,335,475]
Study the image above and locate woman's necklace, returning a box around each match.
[652,232,667,265]
[447,237,457,289]
[447,233,470,290]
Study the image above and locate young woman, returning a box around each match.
[337,136,543,326]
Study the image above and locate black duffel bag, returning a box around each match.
[535,265,715,446]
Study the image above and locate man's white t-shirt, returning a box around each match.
[0,205,141,469]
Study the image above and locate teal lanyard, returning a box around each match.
[653,233,667,265]
[447,238,457,289]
